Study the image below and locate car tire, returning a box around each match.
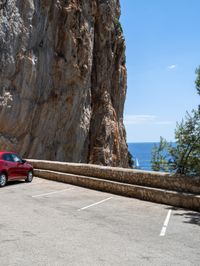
[25,171,33,183]
[0,173,7,187]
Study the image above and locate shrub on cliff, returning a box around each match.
[128,151,134,168]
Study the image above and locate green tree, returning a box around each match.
[151,67,200,176]
[151,137,172,172]
[195,66,200,96]
[172,110,200,175]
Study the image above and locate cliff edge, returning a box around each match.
[0,0,128,167]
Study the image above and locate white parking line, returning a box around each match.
[160,209,172,236]
[78,197,113,211]
[32,188,74,198]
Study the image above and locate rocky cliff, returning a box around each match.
[0,0,128,167]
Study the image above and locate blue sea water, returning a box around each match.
[128,142,158,171]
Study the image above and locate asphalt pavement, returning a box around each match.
[0,177,199,266]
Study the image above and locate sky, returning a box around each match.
[120,0,200,143]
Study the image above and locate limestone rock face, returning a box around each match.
[0,0,128,167]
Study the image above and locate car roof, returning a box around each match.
[0,151,16,155]
[0,151,18,160]
[0,151,15,153]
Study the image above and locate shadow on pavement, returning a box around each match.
[6,180,25,187]
[165,206,200,226]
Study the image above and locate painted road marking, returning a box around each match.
[32,188,74,198]
[78,197,113,211]
[160,209,172,236]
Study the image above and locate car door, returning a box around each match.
[2,153,18,180]
[11,154,27,178]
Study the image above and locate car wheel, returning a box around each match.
[0,173,7,187]
[25,171,33,183]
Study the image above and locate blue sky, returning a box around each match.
[120,0,200,142]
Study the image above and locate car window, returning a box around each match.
[2,153,13,162]
[11,154,22,163]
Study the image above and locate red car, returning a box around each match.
[0,151,33,187]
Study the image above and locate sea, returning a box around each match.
[128,142,158,171]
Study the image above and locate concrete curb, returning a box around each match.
[33,168,200,212]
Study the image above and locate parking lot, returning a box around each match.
[1,177,200,266]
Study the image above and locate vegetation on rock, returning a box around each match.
[128,150,134,168]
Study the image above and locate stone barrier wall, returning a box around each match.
[28,159,200,194]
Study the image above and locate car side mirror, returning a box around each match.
[22,159,26,164]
